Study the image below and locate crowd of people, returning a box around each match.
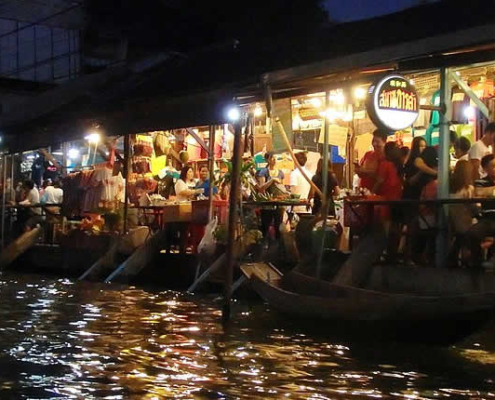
[0,178,64,233]
[353,122,495,267]
[4,124,495,267]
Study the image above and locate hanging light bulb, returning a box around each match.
[227,107,240,121]
[84,131,100,144]
[353,87,366,100]
[68,148,79,159]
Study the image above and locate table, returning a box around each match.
[131,203,192,230]
[243,200,309,213]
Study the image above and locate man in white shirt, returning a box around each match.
[469,122,495,180]
[19,180,41,230]
[41,180,63,204]
[290,151,313,213]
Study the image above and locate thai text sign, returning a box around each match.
[366,74,419,131]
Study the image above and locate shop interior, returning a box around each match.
[2,60,495,251]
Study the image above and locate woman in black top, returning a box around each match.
[309,158,340,216]
[403,137,427,199]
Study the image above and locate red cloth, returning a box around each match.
[372,161,402,221]
[376,161,403,200]
[359,151,385,191]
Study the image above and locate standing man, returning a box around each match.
[290,151,313,213]
[18,180,41,231]
[469,122,495,180]
[354,129,388,192]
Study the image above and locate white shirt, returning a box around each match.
[175,179,195,202]
[468,140,491,177]
[21,188,41,214]
[290,167,313,213]
[289,167,313,199]
[41,186,63,204]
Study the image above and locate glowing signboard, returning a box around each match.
[366,75,419,132]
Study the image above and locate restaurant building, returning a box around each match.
[1,0,495,273]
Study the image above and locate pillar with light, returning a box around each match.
[223,104,243,322]
[85,131,101,165]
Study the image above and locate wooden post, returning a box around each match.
[208,125,215,221]
[10,154,15,203]
[0,226,42,270]
[123,133,130,234]
[316,92,330,279]
[223,120,243,322]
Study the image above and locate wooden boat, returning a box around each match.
[241,263,495,344]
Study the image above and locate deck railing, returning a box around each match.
[343,197,495,269]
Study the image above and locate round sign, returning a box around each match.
[366,74,419,132]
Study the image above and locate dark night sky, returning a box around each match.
[324,0,425,21]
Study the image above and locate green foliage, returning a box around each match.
[213,224,228,244]
[215,160,256,194]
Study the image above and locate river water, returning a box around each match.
[1,272,495,399]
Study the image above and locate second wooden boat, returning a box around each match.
[241,263,495,344]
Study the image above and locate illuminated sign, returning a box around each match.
[366,75,419,131]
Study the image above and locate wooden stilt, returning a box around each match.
[78,236,122,281]
[223,120,243,322]
[123,133,130,235]
[104,230,166,283]
[0,227,42,270]
[208,125,215,221]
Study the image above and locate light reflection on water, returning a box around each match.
[0,273,495,399]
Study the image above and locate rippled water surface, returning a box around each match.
[1,273,495,399]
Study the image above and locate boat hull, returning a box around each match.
[248,269,495,344]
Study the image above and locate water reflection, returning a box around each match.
[0,273,494,399]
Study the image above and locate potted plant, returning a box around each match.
[215,160,256,201]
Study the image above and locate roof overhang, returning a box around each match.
[263,23,495,87]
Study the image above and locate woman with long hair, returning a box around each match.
[175,166,203,202]
[450,160,475,235]
[403,136,428,199]
[412,146,439,264]
[256,152,286,241]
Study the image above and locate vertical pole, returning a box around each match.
[223,120,243,323]
[316,93,330,278]
[62,142,68,176]
[250,115,255,156]
[10,154,15,236]
[208,125,215,221]
[263,75,274,140]
[436,67,451,268]
[1,154,7,249]
[10,154,15,203]
[123,133,130,234]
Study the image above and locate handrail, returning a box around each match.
[344,198,495,205]
[5,203,62,208]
